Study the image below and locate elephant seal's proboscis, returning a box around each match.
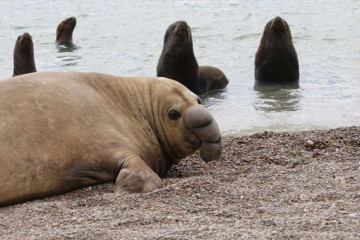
[0,72,222,206]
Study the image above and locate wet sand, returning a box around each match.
[1,127,359,239]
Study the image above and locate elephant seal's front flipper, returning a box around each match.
[113,152,162,193]
[116,156,162,193]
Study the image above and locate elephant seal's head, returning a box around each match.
[150,78,222,163]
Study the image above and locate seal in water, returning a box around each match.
[157,21,228,95]
[56,17,77,43]
[13,32,37,77]
[255,16,299,83]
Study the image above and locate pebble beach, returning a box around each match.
[1,126,359,239]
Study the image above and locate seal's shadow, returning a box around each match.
[253,81,301,112]
[56,42,80,53]
[56,43,81,67]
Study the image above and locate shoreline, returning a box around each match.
[1,126,359,239]
[222,124,360,137]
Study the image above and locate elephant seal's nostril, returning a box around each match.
[192,118,212,129]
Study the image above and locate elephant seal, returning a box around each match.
[0,72,222,206]
[157,21,228,95]
[56,17,77,43]
[255,16,299,83]
[13,32,37,77]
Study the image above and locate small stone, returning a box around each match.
[305,140,315,147]
[335,177,346,185]
[263,220,276,226]
[199,226,209,231]
[188,209,199,213]
[230,190,238,197]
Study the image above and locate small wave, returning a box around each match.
[13,26,30,30]
[233,33,261,41]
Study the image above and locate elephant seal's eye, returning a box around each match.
[168,109,181,121]
[197,97,202,104]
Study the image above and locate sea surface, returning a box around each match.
[1,0,359,135]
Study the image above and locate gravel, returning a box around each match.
[1,126,359,239]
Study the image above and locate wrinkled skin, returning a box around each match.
[0,72,222,206]
[56,17,77,43]
[157,21,228,95]
[13,32,37,77]
[255,16,299,83]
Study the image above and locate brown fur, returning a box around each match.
[56,17,77,43]
[13,32,37,77]
[157,21,228,95]
[255,16,299,82]
[0,72,222,206]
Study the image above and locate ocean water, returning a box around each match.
[0,0,359,135]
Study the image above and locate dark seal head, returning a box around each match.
[157,21,228,95]
[56,17,77,43]
[157,21,199,92]
[13,32,37,77]
[255,16,299,83]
